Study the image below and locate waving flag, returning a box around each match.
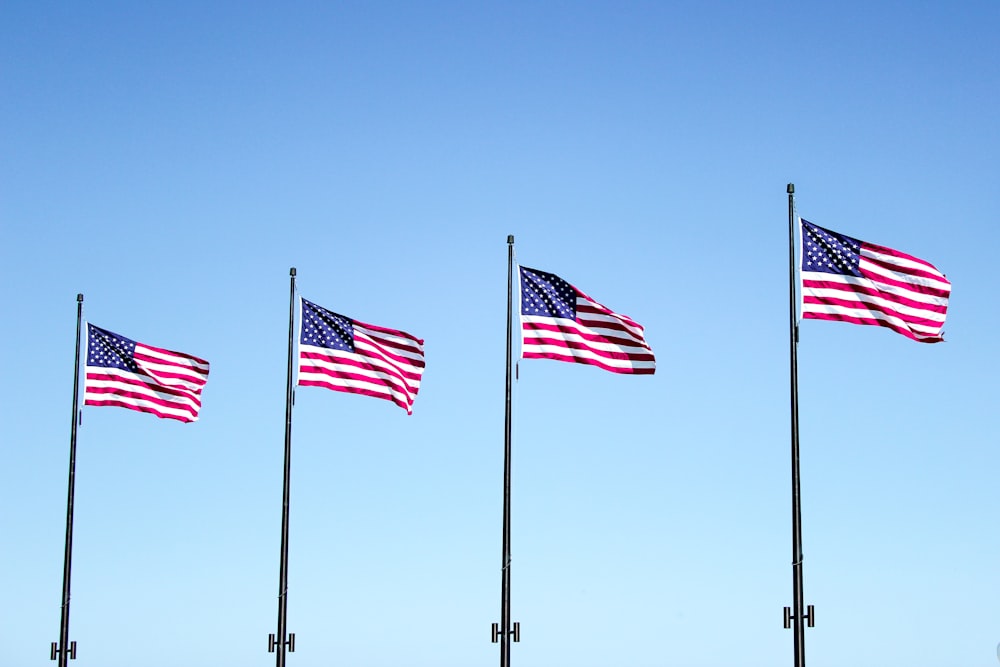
[800,219,951,343]
[84,324,210,422]
[297,298,425,414]
[519,266,655,374]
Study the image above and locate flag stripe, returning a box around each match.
[862,245,950,284]
[84,383,201,421]
[521,319,656,358]
[354,324,425,372]
[521,343,656,373]
[801,309,940,342]
[805,272,949,312]
[299,374,412,411]
[802,280,948,322]
[298,364,414,412]
[858,256,951,301]
[82,396,198,422]
[300,347,420,396]
[802,295,946,334]
[85,369,204,406]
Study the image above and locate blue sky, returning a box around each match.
[2,2,998,666]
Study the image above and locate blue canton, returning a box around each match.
[802,219,862,277]
[520,267,577,319]
[87,324,138,371]
[301,299,355,352]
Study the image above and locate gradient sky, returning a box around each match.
[2,2,998,666]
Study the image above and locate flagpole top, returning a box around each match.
[289,267,296,276]
[507,235,514,245]
[76,293,83,303]
[787,183,795,194]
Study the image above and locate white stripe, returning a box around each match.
[576,299,645,337]
[85,393,199,420]
[574,320,649,345]
[861,246,946,276]
[298,366,407,399]
[801,302,943,336]
[801,283,947,325]
[354,323,424,355]
[136,344,210,373]
[803,270,949,308]
[299,346,420,395]
[859,253,951,293]
[298,365,415,406]
[134,361,208,392]
[312,342,423,391]
[83,376,198,407]
[521,317,652,355]
[522,342,656,370]
[299,346,417,383]
[84,378,200,417]
[134,345,209,392]
[354,335,425,372]
[84,367,202,405]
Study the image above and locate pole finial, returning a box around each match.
[76,294,83,303]
[507,235,514,245]
[787,183,795,194]
[289,267,296,276]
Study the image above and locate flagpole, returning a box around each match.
[271,268,297,665]
[784,184,813,666]
[52,294,83,665]
[492,235,519,667]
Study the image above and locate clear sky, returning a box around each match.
[2,2,998,666]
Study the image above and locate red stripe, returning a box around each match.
[521,348,655,374]
[298,377,413,412]
[136,342,210,367]
[575,303,643,330]
[300,349,422,385]
[856,264,951,300]
[133,364,209,387]
[803,311,944,343]
[522,320,651,350]
[299,364,417,399]
[85,371,203,405]
[802,294,945,329]
[802,277,948,315]
[84,386,199,419]
[86,370,203,403]
[84,397,199,422]
[299,365,413,397]
[354,320,424,345]
[84,382,202,412]
[861,253,947,286]
[522,335,655,364]
[356,334,426,370]
[133,352,210,381]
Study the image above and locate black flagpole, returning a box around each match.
[492,235,519,666]
[270,268,297,664]
[52,294,83,664]
[784,184,813,666]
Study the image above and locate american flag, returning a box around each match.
[297,298,425,414]
[800,219,951,343]
[84,324,210,422]
[519,266,655,374]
